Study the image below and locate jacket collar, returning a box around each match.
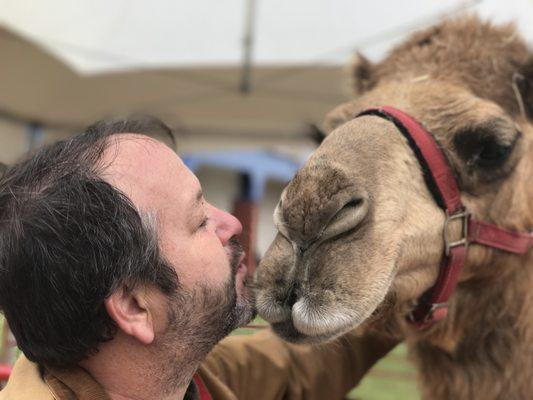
[2,355,200,400]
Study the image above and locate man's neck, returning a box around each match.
[79,333,199,400]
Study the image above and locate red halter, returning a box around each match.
[357,106,533,329]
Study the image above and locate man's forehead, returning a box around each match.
[102,133,174,168]
[100,133,198,212]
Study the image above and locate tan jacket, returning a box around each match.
[0,329,396,400]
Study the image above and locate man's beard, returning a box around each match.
[151,236,256,393]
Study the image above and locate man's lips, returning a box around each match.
[230,251,245,275]
[236,262,247,274]
[235,262,248,296]
[237,252,245,267]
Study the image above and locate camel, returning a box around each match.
[255,17,533,399]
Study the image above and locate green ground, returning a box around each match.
[2,316,420,399]
[347,344,419,400]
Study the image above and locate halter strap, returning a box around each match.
[357,106,533,328]
[193,374,213,400]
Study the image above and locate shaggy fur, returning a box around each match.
[256,16,533,399]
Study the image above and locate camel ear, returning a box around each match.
[309,124,327,145]
[348,52,376,96]
[515,56,533,119]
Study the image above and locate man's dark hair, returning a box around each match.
[0,117,179,368]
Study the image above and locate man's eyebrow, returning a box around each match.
[187,190,204,227]
[194,190,203,206]
[189,190,203,213]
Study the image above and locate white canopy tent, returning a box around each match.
[3,0,530,163]
[0,0,495,74]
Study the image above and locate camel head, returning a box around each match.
[255,17,533,343]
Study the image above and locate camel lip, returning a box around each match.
[270,319,345,344]
[271,320,309,343]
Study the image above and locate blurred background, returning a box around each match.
[1,0,533,398]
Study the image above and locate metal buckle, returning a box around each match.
[443,208,470,256]
[407,301,449,324]
[428,302,448,315]
[424,302,449,323]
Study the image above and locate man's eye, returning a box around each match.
[198,217,209,229]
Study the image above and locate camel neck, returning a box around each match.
[412,254,533,400]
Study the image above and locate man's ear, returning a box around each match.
[348,52,376,96]
[515,56,533,120]
[105,285,155,345]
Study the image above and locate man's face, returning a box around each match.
[102,134,254,345]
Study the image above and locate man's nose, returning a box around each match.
[212,206,243,245]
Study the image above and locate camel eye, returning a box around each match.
[453,128,518,169]
[475,139,513,168]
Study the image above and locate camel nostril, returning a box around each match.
[321,197,369,242]
[297,244,307,256]
[344,199,362,208]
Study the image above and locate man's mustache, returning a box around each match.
[228,236,244,275]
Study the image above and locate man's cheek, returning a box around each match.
[195,256,231,286]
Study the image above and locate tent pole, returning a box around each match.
[240,0,256,94]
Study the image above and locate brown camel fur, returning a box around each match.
[255,16,533,399]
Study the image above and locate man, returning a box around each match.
[0,118,396,400]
